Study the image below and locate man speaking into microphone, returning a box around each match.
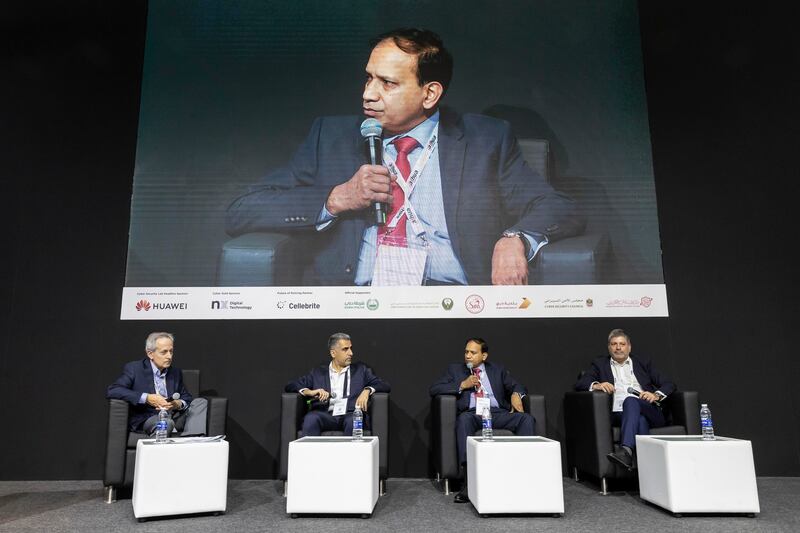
[574,328,676,470]
[226,28,583,286]
[429,338,535,503]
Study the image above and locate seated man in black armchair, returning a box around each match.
[285,333,390,436]
[429,337,535,503]
[574,328,675,470]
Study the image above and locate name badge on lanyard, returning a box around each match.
[331,367,351,416]
[373,129,438,287]
[476,396,491,414]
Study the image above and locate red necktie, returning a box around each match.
[378,136,419,247]
[473,368,485,398]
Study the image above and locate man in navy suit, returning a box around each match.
[574,328,675,470]
[106,332,207,436]
[285,333,390,436]
[226,28,583,286]
[429,338,535,503]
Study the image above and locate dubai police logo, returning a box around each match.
[441,297,454,310]
[366,299,379,311]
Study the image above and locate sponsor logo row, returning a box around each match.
[133,295,656,314]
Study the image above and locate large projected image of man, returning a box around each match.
[226,28,584,286]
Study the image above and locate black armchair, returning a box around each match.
[430,394,547,495]
[217,139,610,286]
[103,370,228,502]
[279,392,390,495]
[564,390,700,494]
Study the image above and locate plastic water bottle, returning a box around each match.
[155,407,169,443]
[352,406,364,441]
[481,407,493,440]
[700,403,715,440]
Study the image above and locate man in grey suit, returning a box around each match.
[227,28,583,286]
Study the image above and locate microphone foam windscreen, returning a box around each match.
[360,118,382,138]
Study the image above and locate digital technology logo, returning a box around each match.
[212,300,253,310]
[211,301,229,310]
[441,297,454,310]
[465,294,485,314]
[136,300,151,311]
[366,299,379,311]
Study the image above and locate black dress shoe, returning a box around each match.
[453,490,470,503]
[607,449,635,470]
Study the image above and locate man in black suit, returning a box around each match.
[285,333,390,436]
[429,338,535,503]
[106,332,207,435]
[574,328,675,470]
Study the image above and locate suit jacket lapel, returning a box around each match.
[438,111,466,259]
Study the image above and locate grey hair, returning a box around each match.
[145,332,174,352]
[328,332,351,351]
[607,328,630,344]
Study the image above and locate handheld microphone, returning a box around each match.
[360,118,386,225]
[627,386,661,407]
[466,362,480,391]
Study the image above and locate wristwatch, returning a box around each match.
[501,229,531,257]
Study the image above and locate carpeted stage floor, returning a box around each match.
[1,477,798,532]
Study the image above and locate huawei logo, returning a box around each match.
[135,300,151,311]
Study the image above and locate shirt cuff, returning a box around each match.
[316,204,337,231]
[521,231,549,261]
[298,388,309,396]
[589,381,599,391]
[366,387,375,395]
[139,393,148,404]
[655,390,667,400]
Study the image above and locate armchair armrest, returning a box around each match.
[664,391,700,434]
[104,399,130,486]
[203,396,228,437]
[279,392,306,480]
[525,394,547,437]
[564,391,615,478]
[431,394,459,480]
[217,233,297,286]
[530,232,610,285]
[369,393,389,479]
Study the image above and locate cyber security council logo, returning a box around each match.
[366,299,379,311]
[135,300,151,311]
[465,294,485,314]
[441,297,454,311]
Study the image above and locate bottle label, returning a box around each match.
[701,417,713,428]
[353,419,362,430]
[156,421,168,431]
[482,418,492,430]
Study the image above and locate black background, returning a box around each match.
[2,2,798,480]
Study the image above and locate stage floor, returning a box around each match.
[2,477,798,532]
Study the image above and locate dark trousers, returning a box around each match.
[301,409,369,436]
[456,408,535,465]
[611,396,666,449]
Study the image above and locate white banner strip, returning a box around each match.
[120,284,668,320]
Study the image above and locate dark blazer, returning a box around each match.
[429,361,527,413]
[226,108,584,285]
[285,361,390,413]
[106,358,193,431]
[574,356,676,397]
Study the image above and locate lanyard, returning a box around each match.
[384,127,438,239]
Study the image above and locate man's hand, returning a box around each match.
[592,382,615,394]
[355,389,371,411]
[326,165,395,215]
[167,399,183,411]
[460,375,481,391]
[146,394,172,409]
[640,391,660,404]
[491,236,528,285]
[303,388,330,402]
[510,392,524,413]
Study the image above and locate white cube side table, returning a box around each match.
[132,438,229,519]
[286,436,379,517]
[637,435,759,514]
[466,435,564,515]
